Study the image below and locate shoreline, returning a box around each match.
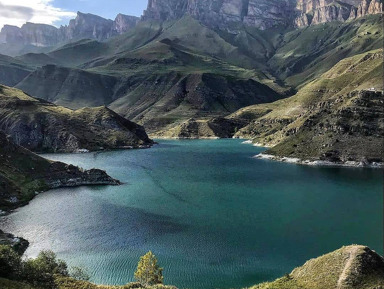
[254,153,384,168]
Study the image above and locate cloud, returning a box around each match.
[0,0,76,29]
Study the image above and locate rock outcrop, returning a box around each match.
[0,12,140,47]
[143,0,382,29]
[294,0,383,27]
[142,0,296,30]
[113,14,140,34]
[0,230,29,255]
[0,131,120,212]
[0,85,153,152]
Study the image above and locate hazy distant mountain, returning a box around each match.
[0,12,139,54]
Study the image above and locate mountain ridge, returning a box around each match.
[0,0,381,56]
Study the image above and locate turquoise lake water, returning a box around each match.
[1,139,382,288]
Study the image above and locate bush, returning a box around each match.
[0,245,22,279]
[22,250,68,288]
[134,251,163,286]
[70,266,90,281]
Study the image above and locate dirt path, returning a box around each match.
[337,246,360,289]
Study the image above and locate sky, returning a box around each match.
[0,0,148,29]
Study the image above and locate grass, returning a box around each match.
[249,245,384,289]
[0,278,38,289]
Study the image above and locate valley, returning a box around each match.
[0,0,383,288]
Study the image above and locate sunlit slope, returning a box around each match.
[251,245,384,289]
[233,49,383,164]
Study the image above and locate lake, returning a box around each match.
[1,139,382,288]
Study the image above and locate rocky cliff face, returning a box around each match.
[143,0,382,29]
[295,0,383,27]
[0,85,153,153]
[0,1,380,48]
[0,12,139,47]
[113,14,140,34]
[143,0,296,29]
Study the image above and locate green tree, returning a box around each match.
[23,250,68,288]
[0,245,22,279]
[134,251,163,286]
[69,266,90,281]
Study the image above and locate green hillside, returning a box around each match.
[233,49,383,165]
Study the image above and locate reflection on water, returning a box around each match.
[1,140,382,289]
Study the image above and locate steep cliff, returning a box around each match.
[142,0,382,29]
[295,0,383,27]
[142,0,296,29]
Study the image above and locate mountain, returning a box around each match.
[163,48,383,166]
[294,0,383,27]
[0,130,120,212]
[142,0,382,29]
[0,85,153,152]
[251,245,384,289]
[0,54,33,86]
[0,1,382,140]
[232,49,383,166]
[0,0,381,57]
[0,12,140,55]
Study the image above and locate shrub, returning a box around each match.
[70,266,91,281]
[22,250,68,288]
[0,245,22,279]
[134,251,163,286]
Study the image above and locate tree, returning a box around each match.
[70,266,90,281]
[134,251,163,286]
[0,245,22,279]
[23,250,68,288]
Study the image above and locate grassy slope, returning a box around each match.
[232,49,383,163]
[270,15,383,88]
[250,245,384,289]
[4,15,383,137]
[0,278,38,289]
[0,85,152,152]
[0,54,33,86]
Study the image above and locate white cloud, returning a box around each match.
[0,0,76,29]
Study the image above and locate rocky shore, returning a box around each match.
[0,131,121,213]
[254,153,384,168]
[0,230,29,255]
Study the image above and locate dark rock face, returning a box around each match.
[0,85,153,153]
[0,130,120,212]
[0,12,140,48]
[44,163,120,189]
[0,230,29,255]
